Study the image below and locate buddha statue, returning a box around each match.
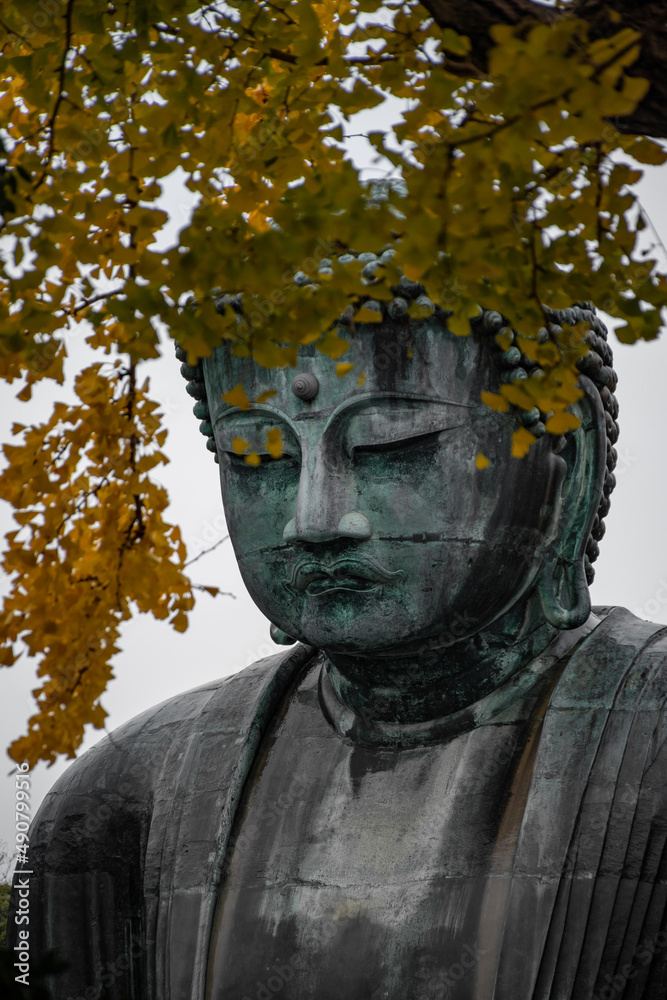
[10,266,667,1000]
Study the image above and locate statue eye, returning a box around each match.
[352,430,443,457]
[227,449,298,468]
[344,402,465,456]
[217,420,299,468]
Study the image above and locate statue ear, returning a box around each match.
[537,375,607,629]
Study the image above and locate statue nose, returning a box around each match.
[283,511,372,543]
[285,438,372,544]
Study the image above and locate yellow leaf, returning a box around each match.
[475,453,490,469]
[246,208,271,232]
[495,330,513,351]
[358,371,366,387]
[621,74,650,108]
[481,391,509,413]
[237,111,262,133]
[410,299,435,319]
[256,390,278,403]
[244,452,261,466]
[232,437,249,455]
[222,384,251,410]
[401,261,428,281]
[512,427,537,458]
[447,313,472,337]
[545,411,580,434]
[440,27,471,56]
[336,362,355,377]
[318,331,351,358]
[246,84,271,106]
[515,336,540,361]
[500,383,535,411]
[265,427,283,458]
[170,611,189,633]
[626,137,667,165]
[253,340,292,368]
[355,305,383,323]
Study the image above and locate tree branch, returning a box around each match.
[419,0,555,70]
[419,0,667,138]
[55,286,126,318]
[34,0,75,188]
[184,535,230,568]
[191,584,236,599]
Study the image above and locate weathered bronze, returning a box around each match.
[10,293,667,1000]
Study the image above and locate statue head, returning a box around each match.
[179,277,618,659]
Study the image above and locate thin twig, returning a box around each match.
[55,286,126,317]
[191,584,236,599]
[185,534,230,568]
[0,17,31,46]
[637,199,667,266]
[34,0,75,188]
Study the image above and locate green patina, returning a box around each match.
[188,307,612,739]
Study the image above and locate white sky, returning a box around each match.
[1,110,667,861]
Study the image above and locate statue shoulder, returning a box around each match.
[13,642,316,969]
[579,605,667,757]
[30,643,315,850]
[589,605,667,677]
[550,606,667,728]
[585,604,667,675]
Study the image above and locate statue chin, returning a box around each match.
[266,595,511,658]
[239,535,549,660]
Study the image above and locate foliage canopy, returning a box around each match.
[0,0,665,765]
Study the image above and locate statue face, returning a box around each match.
[203,321,568,654]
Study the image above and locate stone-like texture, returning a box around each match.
[10,609,667,998]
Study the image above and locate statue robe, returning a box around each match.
[11,607,667,999]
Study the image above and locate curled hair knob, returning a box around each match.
[291,373,319,401]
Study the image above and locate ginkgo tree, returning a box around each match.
[1,0,666,766]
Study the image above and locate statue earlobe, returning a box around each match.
[538,554,591,629]
[270,623,297,646]
[537,375,606,630]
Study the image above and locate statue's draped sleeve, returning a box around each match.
[8,644,315,1000]
[8,615,667,999]
[492,607,667,998]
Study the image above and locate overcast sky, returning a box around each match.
[1,114,667,862]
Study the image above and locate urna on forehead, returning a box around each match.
[202,314,493,424]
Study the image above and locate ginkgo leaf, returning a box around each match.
[336,362,355,377]
[545,411,581,434]
[232,437,249,455]
[447,313,474,337]
[512,427,538,458]
[170,612,189,633]
[355,305,383,323]
[481,391,509,413]
[222,384,252,410]
[265,428,284,458]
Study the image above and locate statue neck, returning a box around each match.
[320,595,598,748]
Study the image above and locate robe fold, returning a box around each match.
[10,608,667,999]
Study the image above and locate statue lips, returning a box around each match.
[288,556,406,597]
